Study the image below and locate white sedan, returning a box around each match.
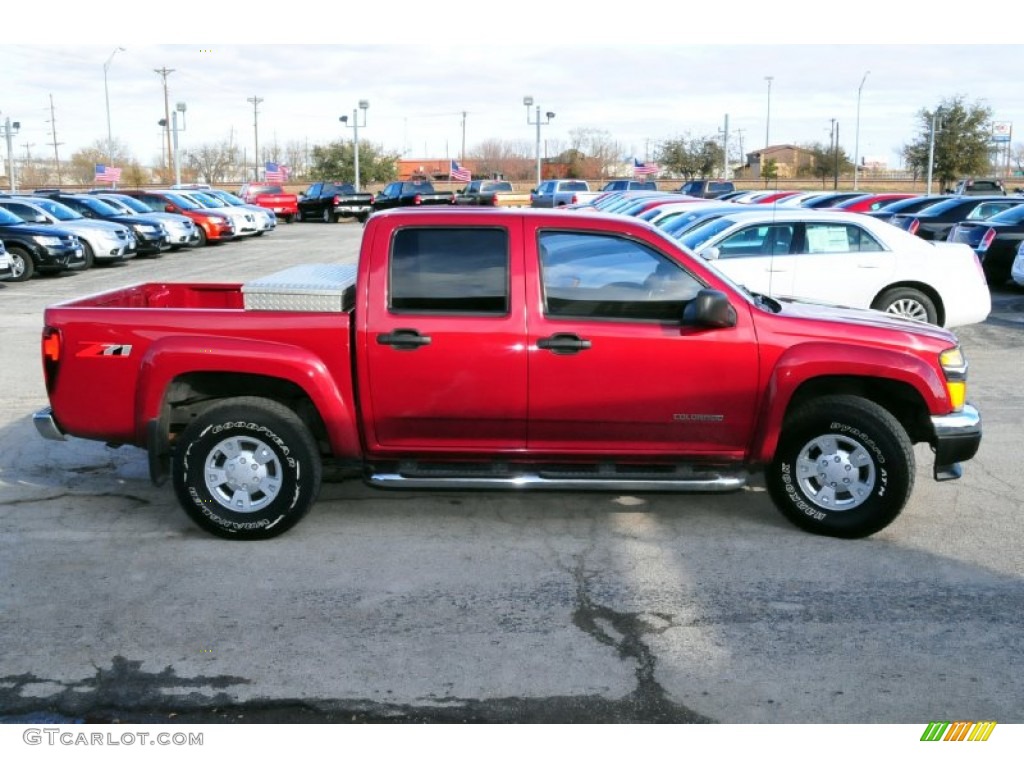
[676,208,991,327]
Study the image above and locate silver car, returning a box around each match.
[0,238,12,279]
[92,193,200,250]
[203,188,276,235]
[169,190,257,238]
[1,196,136,267]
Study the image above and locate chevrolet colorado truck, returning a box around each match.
[33,209,981,541]
[296,182,374,223]
[453,180,531,208]
[237,183,299,223]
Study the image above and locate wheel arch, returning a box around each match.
[872,281,945,326]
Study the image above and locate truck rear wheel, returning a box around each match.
[171,397,322,540]
[766,395,915,538]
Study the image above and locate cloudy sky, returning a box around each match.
[3,6,1021,174]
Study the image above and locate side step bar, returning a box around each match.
[367,468,747,493]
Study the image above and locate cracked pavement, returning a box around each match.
[2,223,1023,723]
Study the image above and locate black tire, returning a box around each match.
[766,395,915,539]
[322,208,337,224]
[171,397,322,540]
[81,241,95,269]
[284,214,295,224]
[7,246,35,282]
[356,213,368,224]
[872,287,937,325]
[982,261,1010,287]
[295,208,304,223]
[193,226,208,247]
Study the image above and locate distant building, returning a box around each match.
[741,144,819,180]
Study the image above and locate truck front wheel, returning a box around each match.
[171,397,322,540]
[766,395,915,538]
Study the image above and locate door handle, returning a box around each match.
[377,328,432,350]
[537,333,591,354]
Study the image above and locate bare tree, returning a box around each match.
[185,141,239,184]
[568,127,623,178]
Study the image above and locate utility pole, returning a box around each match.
[833,120,840,190]
[719,114,730,180]
[247,95,263,181]
[47,94,63,186]
[154,67,175,173]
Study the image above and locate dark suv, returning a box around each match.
[677,179,736,199]
[0,204,84,281]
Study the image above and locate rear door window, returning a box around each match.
[390,227,509,314]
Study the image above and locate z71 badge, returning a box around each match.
[76,343,133,358]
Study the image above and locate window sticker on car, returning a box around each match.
[807,226,851,253]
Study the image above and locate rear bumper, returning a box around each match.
[33,406,67,441]
[931,404,982,480]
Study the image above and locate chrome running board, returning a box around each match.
[367,469,747,493]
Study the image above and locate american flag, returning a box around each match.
[265,162,290,183]
[94,164,122,183]
[633,158,660,176]
[450,160,471,183]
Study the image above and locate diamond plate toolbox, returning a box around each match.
[242,263,357,312]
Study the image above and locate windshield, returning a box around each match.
[187,191,224,207]
[97,197,135,214]
[987,205,1024,225]
[78,197,121,216]
[0,208,24,225]
[109,195,151,214]
[24,198,83,221]
[210,190,245,205]
[677,217,739,250]
[915,198,977,216]
[163,193,200,210]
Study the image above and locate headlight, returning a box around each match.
[33,235,63,246]
[939,346,967,411]
[207,216,227,224]
[133,224,159,234]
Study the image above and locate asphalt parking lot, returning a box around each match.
[1,220,1022,724]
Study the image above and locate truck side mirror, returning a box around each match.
[682,289,737,329]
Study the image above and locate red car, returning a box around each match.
[238,183,299,223]
[829,193,918,213]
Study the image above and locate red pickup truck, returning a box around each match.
[33,209,981,540]
[237,183,299,223]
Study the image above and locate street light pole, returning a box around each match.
[926,108,942,195]
[247,95,263,181]
[339,100,369,191]
[523,96,554,188]
[764,76,773,150]
[103,47,125,167]
[2,117,21,192]
[853,70,870,191]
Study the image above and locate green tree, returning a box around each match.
[798,141,853,188]
[901,96,994,191]
[658,134,721,179]
[761,158,779,188]
[309,140,399,185]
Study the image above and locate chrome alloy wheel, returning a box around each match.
[203,436,282,512]
[793,433,876,512]
[884,297,930,323]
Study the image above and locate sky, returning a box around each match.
[3,5,1023,175]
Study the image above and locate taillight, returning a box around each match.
[42,326,61,392]
[490,194,499,205]
[413,194,422,205]
[979,228,996,251]
[908,218,920,235]
[571,194,579,204]
[332,196,340,206]
[369,194,375,205]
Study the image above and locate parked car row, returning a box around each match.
[0,187,277,283]
[555,187,1012,327]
